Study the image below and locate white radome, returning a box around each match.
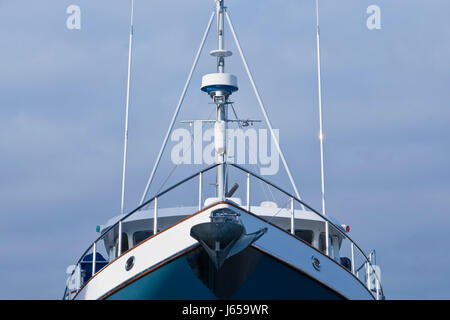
[201,73,238,93]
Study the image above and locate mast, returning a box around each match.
[201,0,237,200]
[121,0,134,215]
[216,0,226,199]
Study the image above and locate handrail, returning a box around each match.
[63,163,384,300]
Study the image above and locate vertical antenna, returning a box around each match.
[315,0,329,255]
[316,0,326,216]
[121,0,134,215]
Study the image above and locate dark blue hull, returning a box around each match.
[103,246,344,300]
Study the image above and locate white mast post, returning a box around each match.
[216,0,227,200]
[315,0,329,256]
[121,0,135,215]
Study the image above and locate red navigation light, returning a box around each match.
[346,225,350,232]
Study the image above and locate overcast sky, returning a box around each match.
[1,0,449,299]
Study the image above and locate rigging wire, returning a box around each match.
[225,9,305,210]
[139,10,216,205]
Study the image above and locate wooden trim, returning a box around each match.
[224,201,375,299]
[74,201,230,299]
[98,244,201,300]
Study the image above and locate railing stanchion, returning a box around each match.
[366,262,371,290]
[198,172,203,211]
[92,242,97,276]
[246,173,250,211]
[350,242,355,274]
[375,277,380,300]
[290,197,294,235]
[118,221,123,257]
[154,197,158,235]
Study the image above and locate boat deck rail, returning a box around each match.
[63,163,384,300]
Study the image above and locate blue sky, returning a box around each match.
[0,0,449,299]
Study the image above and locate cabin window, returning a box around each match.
[133,230,154,246]
[319,232,333,256]
[121,232,130,253]
[121,233,129,253]
[114,232,129,256]
[294,229,313,245]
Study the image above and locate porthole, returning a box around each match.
[312,256,321,271]
[125,256,135,271]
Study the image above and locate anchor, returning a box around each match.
[190,208,267,269]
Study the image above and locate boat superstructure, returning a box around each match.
[63,0,384,300]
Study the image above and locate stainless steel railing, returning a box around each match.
[63,163,384,300]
